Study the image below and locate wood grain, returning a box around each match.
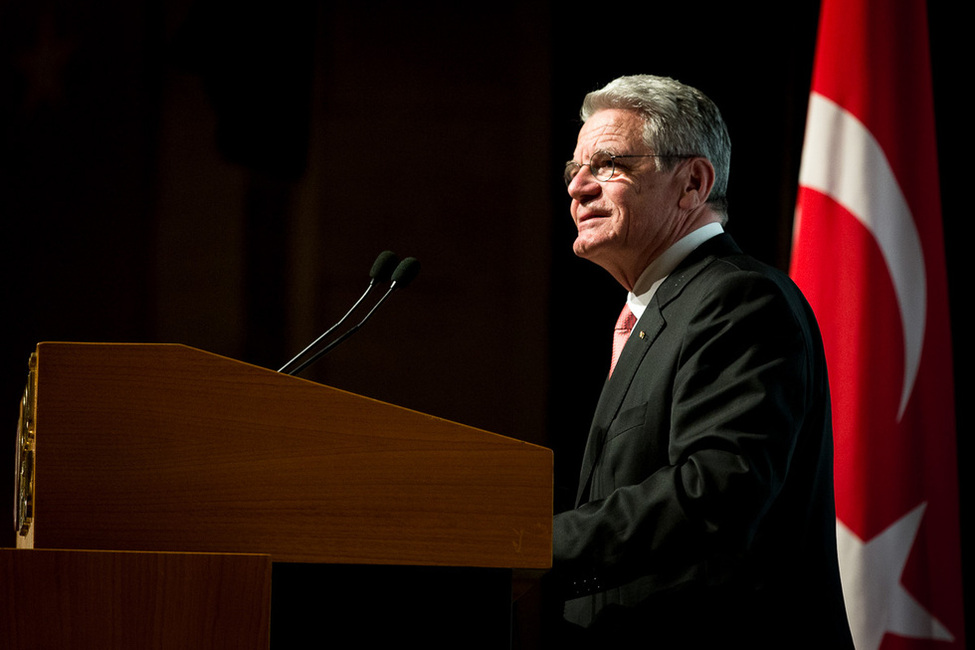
[20,342,552,568]
[1,548,271,649]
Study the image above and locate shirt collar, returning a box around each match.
[626,222,724,320]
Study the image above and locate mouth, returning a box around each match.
[576,211,608,227]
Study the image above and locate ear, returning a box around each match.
[678,157,716,210]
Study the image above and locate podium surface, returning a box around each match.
[16,342,553,570]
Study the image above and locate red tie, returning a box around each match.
[610,305,637,377]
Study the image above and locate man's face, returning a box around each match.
[568,108,687,288]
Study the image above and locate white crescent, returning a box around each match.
[797,92,926,420]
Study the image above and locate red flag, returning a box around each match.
[789,1,964,648]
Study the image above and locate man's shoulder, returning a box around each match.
[702,251,808,309]
[691,233,780,275]
[663,234,791,298]
[659,235,814,329]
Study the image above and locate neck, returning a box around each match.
[613,209,724,290]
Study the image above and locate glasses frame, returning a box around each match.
[563,150,696,186]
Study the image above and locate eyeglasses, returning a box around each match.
[563,150,695,186]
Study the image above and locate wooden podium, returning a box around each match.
[11,342,553,647]
[2,548,272,649]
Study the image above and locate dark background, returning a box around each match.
[1,0,968,641]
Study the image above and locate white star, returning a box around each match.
[836,502,954,649]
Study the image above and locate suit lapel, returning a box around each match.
[573,234,741,505]
[575,303,664,504]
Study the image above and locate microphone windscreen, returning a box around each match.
[370,250,399,281]
[391,257,421,288]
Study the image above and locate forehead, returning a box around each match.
[574,108,646,158]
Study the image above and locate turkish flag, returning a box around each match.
[789,1,965,648]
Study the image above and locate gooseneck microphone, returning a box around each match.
[278,253,420,376]
[278,251,400,375]
[306,256,421,362]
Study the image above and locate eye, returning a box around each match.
[589,151,616,180]
[563,161,582,186]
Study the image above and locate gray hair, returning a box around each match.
[581,75,731,214]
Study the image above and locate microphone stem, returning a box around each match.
[285,284,399,376]
[278,282,377,374]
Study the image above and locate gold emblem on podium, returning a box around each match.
[14,353,36,537]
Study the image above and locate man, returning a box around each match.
[548,75,853,647]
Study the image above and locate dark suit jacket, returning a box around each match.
[551,234,853,648]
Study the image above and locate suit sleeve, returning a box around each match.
[551,266,815,597]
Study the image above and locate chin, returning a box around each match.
[573,236,608,261]
[572,240,593,260]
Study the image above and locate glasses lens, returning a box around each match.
[590,151,615,181]
[564,151,619,186]
[563,161,581,186]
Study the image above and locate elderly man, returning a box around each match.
[548,75,853,647]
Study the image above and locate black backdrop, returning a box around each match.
[2,0,968,641]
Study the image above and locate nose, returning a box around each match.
[567,165,600,202]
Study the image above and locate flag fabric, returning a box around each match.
[789,1,965,649]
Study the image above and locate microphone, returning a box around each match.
[389,256,421,289]
[305,256,421,362]
[278,251,400,375]
[279,254,421,376]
